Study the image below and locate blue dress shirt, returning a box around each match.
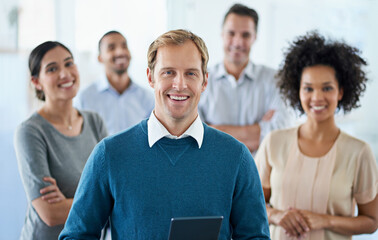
[74,75,154,135]
[199,61,293,142]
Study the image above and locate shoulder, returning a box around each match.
[338,131,372,155]
[259,127,297,154]
[129,82,154,100]
[207,63,223,81]
[203,123,246,151]
[78,82,102,98]
[80,110,103,122]
[103,120,147,146]
[252,62,276,74]
[251,62,278,83]
[14,113,48,146]
[203,124,254,165]
[266,127,296,143]
[16,113,44,135]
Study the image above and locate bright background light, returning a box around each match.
[0,0,377,238]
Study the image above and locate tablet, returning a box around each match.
[168,216,223,240]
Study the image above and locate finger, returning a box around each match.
[296,214,310,232]
[47,197,62,204]
[40,185,58,194]
[279,212,298,236]
[288,213,306,236]
[43,177,57,185]
[262,110,275,121]
[41,191,59,200]
[282,218,298,237]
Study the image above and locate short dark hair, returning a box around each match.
[29,41,73,101]
[277,31,368,114]
[223,3,259,31]
[98,30,124,52]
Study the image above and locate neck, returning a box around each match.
[224,59,248,80]
[106,71,131,94]
[39,100,77,128]
[154,111,197,137]
[300,117,339,142]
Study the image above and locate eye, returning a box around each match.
[162,70,174,77]
[108,44,115,51]
[187,72,196,76]
[303,87,313,92]
[65,61,74,67]
[227,31,235,37]
[242,32,251,39]
[323,86,333,92]
[47,66,58,73]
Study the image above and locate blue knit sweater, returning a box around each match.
[60,120,270,240]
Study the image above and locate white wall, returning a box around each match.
[0,0,168,238]
[0,0,377,238]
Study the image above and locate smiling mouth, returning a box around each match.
[312,106,326,110]
[168,95,189,101]
[59,81,74,88]
[114,57,129,64]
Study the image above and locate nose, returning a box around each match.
[312,89,323,100]
[172,74,187,91]
[232,34,243,47]
[116,46,129,56]
[59,67,71,79]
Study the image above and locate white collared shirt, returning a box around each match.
[147,112,204,149]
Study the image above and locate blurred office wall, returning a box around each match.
[0,0,377,239]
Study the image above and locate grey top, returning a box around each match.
[14,110,108,240]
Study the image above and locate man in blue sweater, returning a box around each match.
[60,29,270,240]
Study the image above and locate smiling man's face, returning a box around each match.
[98,33,131,75]
[147,40,207,127]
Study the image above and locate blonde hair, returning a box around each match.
[147,29,209,78]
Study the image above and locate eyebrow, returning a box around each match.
[45,57,73,68]
[302,81,334,85]
[159,67,201,72]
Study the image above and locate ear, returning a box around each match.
[31,76,42,90]
[98,54,102,63]
[201,72,208,92]
[147,68,154,88]
[338,87,344,101]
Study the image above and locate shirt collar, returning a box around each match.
[96,74,136,93]
[213,61,254,82]
[97,74,111,92]
[147,111,204,149]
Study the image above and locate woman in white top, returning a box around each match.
[255,32,377,240]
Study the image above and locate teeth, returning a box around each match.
[60,81,74,88]
[312,106,325,110]
[114,58,127,64]
[170,95,188,101]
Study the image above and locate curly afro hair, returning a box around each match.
[277,31,368,114]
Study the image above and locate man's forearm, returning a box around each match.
[210,124,261,152]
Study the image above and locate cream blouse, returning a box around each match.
[255,126,378,240]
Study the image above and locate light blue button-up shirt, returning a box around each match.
[199,61,293,142]
[74,75,154,136]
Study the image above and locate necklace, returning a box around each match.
[68,125,73,130]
